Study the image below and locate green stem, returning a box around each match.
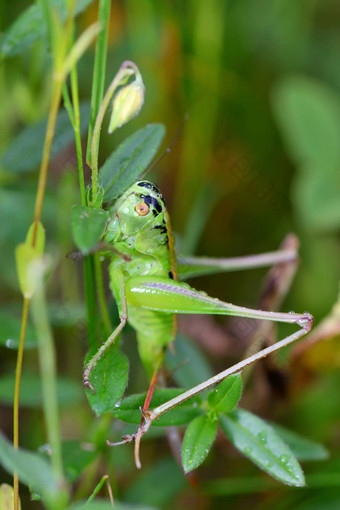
[13,298,30,510]
[90,61,136,200]
[86,0,111,167]
[86,474,114,505]
[70,63,86,205]
[31,270,68,507]
[94,253,111,336]
[32,76,63,245]
[84,255,98,350]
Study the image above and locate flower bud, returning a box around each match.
[108,79,145,133]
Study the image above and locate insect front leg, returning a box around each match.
[83,268,128,392]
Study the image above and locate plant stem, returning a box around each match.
[13,297,30,510]
[90,61,136,200]
[86,0,111,167]
[94,253,111,336]
[70,42,86,205]
[31,274,65,483]
[32,76,63,245]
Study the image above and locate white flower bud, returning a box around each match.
[108,79,145,133]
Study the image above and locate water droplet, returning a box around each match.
[280,455,289,464]
[244,447,252,455]
[257,431,267,444]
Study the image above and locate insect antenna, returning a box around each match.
[140,113,190,179]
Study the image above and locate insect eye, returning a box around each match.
[135,202,149,216]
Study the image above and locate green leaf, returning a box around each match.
[1,103,90,174]
[207,374,242,414]
[220,409,305,487]
[271,423,329,462]
[0,431,58,498]
[99,123,166,201]
[71,205,109,254]
[0,374,82,407]
[0,311,37,349]
[0,0,95,59]
[112,388,202,426]
[181,415,217,473]
[62,441,97,483]
[272,75,340,168]
[86,346,129,415]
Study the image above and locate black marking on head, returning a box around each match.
[163,235,169,245]
[153,224,167,235]
[137,182,161,195]
[141,194,163,214]
[168,271,174,279]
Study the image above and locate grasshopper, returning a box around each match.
[83,179,313,467]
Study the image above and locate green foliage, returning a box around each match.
[207,373,242,414]
[272,76,340,231]
[181,415,217,472]
[220,410,305,487]
[271,423,329,462]
[0,0,96,59]
[112,389,202,426]
[99,123,165,201]
[1,1,338,508]
[1,104,90,174]
[71,205,108,254]
[86,346,129,415]
[0,431,60,502]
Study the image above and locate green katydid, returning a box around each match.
[83,179,313,468]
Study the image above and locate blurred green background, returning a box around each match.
[0,1,340,508]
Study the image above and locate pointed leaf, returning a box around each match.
[86,346,129,415]
[112,388,202,426]
[271,423,329,461]
[0,0,96,59]
[182,415,217,473]
[207,374,242,414]
[1,104,90,174]
[71,205,108,254]
[220,409,305,487]
[0,431,58,498]
[99,123,165,201]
